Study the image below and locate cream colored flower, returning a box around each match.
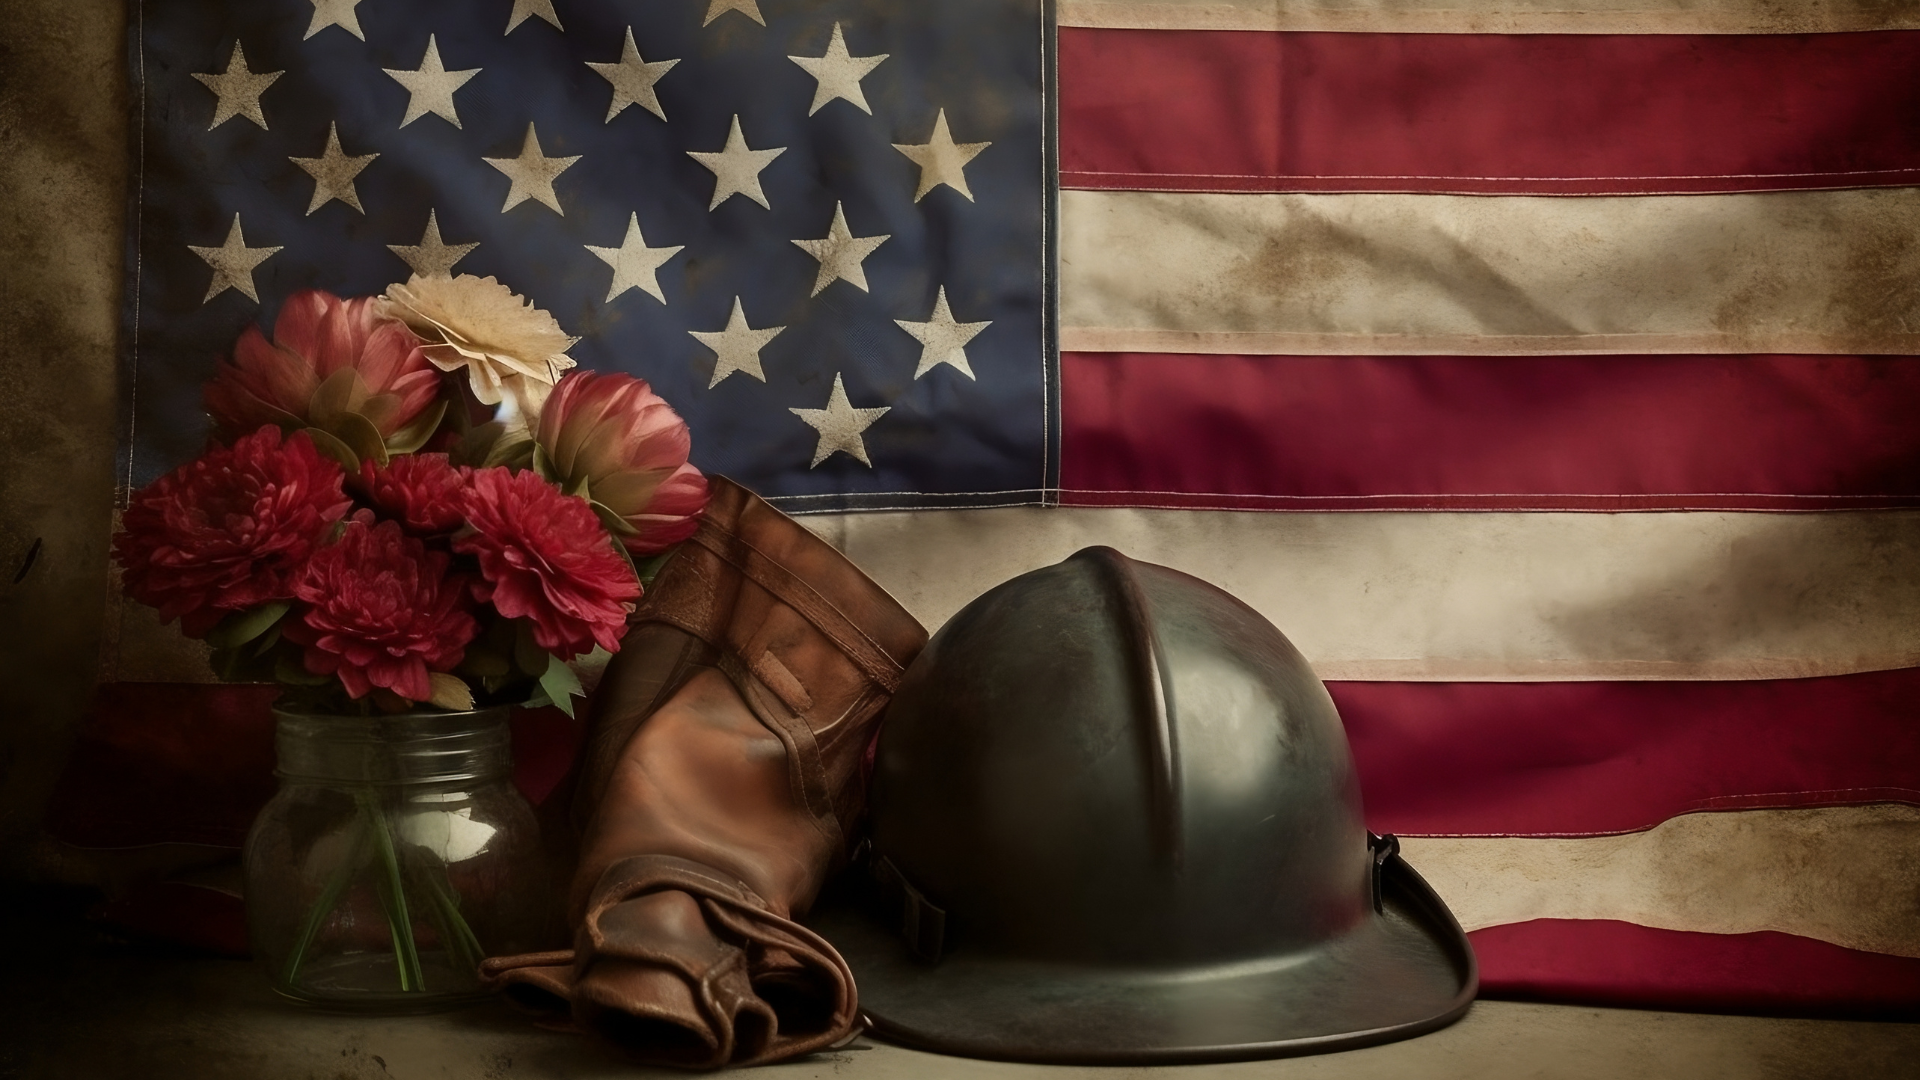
[382,274,578,411]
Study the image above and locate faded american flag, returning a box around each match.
[114,0,1920,1018]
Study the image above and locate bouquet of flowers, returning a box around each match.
[114,275,709,716]
[111,276,710,1002]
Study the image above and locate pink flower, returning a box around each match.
[455,467,640,658]
[284,513,478,701]
[204,289,443,442]
[361,453,469,535]
[534,371,708,554]
[113,428,352,637]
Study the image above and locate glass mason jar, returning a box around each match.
[243,704,549,1011]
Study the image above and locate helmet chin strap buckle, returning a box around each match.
[874,855,949,964]
[1368,833,1401,915]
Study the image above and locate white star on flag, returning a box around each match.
[792,201,889,296]
[384,35,480,129]
[191,42,282,130]
[896,286,992,379]
[484,123,580,214]
[188,214,281,304]
[788,23,888,116]
[703,0,765,27]
[687,115,785,210]
[506,0,563,33]
[690,297,785,387]
[387,209,478,278]
[790,373,889,467]
[303,0,366,41]
[289,122,378,215]
[588,27,678,123]
[893,109,991,202]
[586,212,684,303]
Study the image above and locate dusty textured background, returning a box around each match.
[0,2,1914,1074]
[0,0,125,874]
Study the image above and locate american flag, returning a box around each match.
[112,0,1920,1016]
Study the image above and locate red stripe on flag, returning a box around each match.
[59,676,1917,847]
[1331,672,1920,837]
[1060,353,1920,511]
[1473,920,1920,1017]
[1059,29,1920,195]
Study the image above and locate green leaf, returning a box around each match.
[325,409,389,469]
[251,621,283,657]
[512,620,548,676]
[427,672,475,712]
[357,391,403,435]
[383,399,449,456]
[572,645,613,688]
[205,601,291,650]
[303,426,362,473]
[636,550,675,586]
[451,420,508,468]
[530,441,560,484]
[566,472,592,500]
[589,500,638,536]
[483,429,536,471]
[307,368,372,429]
[537,652,584,719]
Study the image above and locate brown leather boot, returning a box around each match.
[481,477,926,1068]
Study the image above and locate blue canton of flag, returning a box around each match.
[123,0,1056,510]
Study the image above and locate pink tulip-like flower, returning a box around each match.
[534,371,709,554]
[203,289,443,442]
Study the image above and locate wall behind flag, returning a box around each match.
[0,0,126,873]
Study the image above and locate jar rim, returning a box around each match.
[271,704,515,785]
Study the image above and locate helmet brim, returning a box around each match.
[805,854,1477,1065]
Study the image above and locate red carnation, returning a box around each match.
[361,453,469,535]
[113,427,351,637]
[284,513,478,701]
[455,467,640,658]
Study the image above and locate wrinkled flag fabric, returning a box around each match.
[104,0,1920,1018]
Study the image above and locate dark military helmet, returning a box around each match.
[808,547,1476,1064]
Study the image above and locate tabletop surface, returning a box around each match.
[4,890,1916,1080]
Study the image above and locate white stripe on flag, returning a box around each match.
[1058,0,1920,34]
[1060,188,1920,355]
[798,508,1920,680]
[1400,804,1920,958]
[106,508,1920,683]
